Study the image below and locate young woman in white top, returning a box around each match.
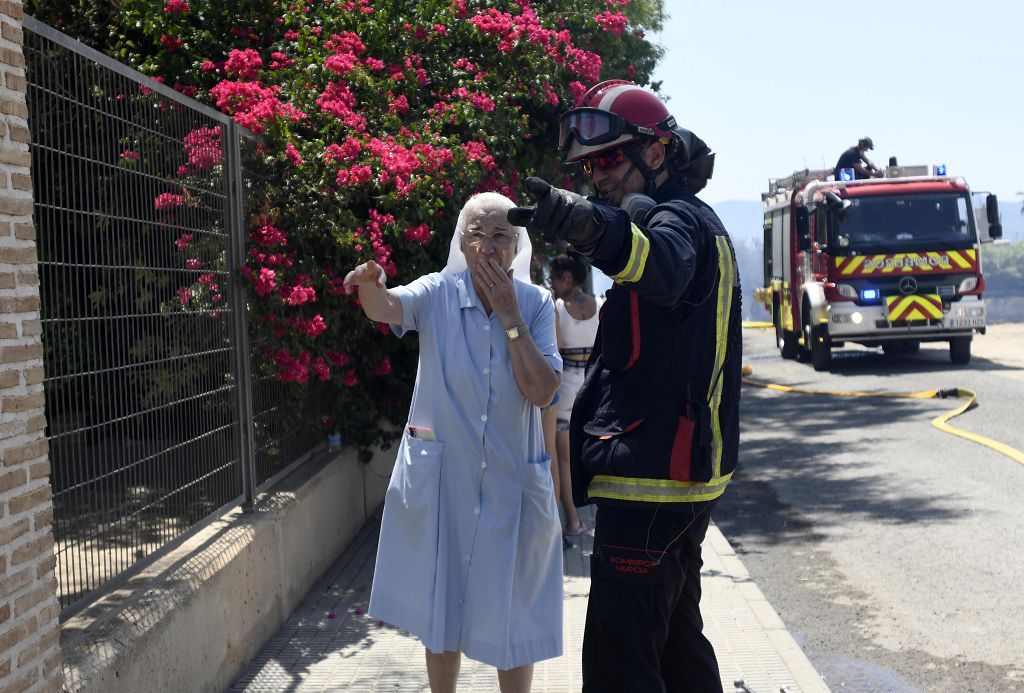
[549,254,602,538]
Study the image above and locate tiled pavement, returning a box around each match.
[229,505,829,692]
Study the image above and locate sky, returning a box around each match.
[648,0,1024,205]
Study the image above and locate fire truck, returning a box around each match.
[755,164,1002,370]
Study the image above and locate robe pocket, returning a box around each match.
[391,436,445,531]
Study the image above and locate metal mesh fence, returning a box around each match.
[24,18,328,616]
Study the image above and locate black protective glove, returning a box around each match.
[507,177,606,255]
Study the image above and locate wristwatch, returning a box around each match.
[504,324,528,342]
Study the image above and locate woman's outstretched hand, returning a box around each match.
[343,260,386,294]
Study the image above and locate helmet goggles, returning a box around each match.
[558,107,655,151]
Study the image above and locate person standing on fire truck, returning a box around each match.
[835,136,884,179]
[508,80,742,692]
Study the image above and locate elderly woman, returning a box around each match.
[343,192,563,693]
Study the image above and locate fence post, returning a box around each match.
[224,123,257,511]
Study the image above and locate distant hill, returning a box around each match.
[997,201,1024,242]
[712,200,763,244]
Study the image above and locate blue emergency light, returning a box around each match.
[861,288,879,301]
[935,164,947,175]
[839,168,855,181]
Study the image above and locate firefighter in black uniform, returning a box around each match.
[509,80,742,692]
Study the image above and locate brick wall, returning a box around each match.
[0,1,63,691]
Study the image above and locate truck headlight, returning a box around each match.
[837,283,857,298]
[958,277,978,292]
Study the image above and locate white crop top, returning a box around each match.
[556,296,603,354]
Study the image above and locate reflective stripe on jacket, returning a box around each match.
[569,179,742,510]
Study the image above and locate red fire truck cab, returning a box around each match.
[756,166,1002,370]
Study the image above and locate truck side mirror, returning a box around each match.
[985,194,1002,239]
[795,207,811,251]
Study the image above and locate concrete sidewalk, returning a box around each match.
[228,506,829,692]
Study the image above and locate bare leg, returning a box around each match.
[497,663,534,693]
[425,649,461,693]
[542,405,561,513]
[556,429,583,534]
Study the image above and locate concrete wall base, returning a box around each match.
[59,444,394,693]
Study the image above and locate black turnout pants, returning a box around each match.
[582,503,722,693]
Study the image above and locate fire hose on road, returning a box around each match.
[740,365,1024,467]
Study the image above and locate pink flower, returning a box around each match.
[253,267,277,296]
[269,52,294,70]
[349,165,372,184]
[388,94,410,114]
[316,82,367,131]
[544,84,559,107]
[594,11,628,35]
[176,287,192,304]
[568,81,587,104]
[155,192,184,210]
[120,149,139,161]
[373,358,392,376]
[297,314,326,338]
[174,233,193,251]
[343,369,359,387]
[182,126,222,172]
[250,223,288,248]
[313,357,331,381]
[284,142,303,166]
[327,351,349,367]
[279,276,317,305]
[185,258,202,269]
[159,34,184,52]
[225,49,263,80]
[209,80,307,134]
[325,52,358,75]
[163,0,190,14]
[403,223,431,244]
[273,348,312,383]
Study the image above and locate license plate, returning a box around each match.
[946,318,984,328]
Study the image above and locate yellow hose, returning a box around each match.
[741,368,1024,467]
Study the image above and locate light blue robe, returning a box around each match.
[368,270,564,669]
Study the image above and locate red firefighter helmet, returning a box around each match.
[559,80,679,163]
[558,80,716,193]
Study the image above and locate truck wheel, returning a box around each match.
[905,340,920,354]
[776,313,798,359]
[882,342,902,356]
[809,324,832,371]
[949,337,971,365]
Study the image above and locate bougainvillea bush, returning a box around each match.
[42,0,666,452]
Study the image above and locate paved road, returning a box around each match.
[717,324,1024,693]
